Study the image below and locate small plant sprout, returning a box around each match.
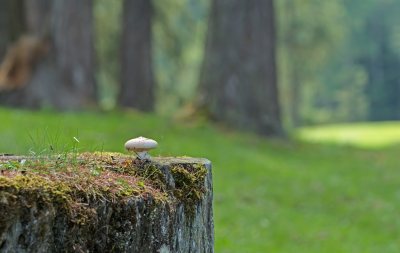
[124,136,158,160]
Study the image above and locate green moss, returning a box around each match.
[0,174,93,225]
[0,153,209,224]
[135,162,167,190]
[171,163,208,216]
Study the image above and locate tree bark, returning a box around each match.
[118,0,155,112]
[0,0,12,59]
[0,0,96,110]
[198,0,282,136]
[0,0,25,59]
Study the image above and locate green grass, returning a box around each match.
[297,122,400,148]
[1,107,400,252]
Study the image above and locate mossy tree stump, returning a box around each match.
[0,153,214,252]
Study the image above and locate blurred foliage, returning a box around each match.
[278,0,400,125]
[94,0,209,113]
[276,0,347,127]
[354,0,400,121]
[152,0,209,114]
[94,0,122,109]
[93,0,400,126]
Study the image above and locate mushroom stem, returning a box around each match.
[135,151,151,160]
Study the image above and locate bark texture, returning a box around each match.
[0,0,9,58]
[0,156,214,253]
[118,0,155,111]
[198,0,282,136]
[0,1,12,60]
[0,0,25,58]
[0,0,96,109]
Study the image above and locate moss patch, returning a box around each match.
[171,163,208,216]
[0,152,208,224]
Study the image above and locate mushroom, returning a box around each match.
[124,136,158,160]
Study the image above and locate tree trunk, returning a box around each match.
[198,0,282,136]
[0,0,12,59]
[0,0,25,59]
[0,0,96,110]
[118,0,155,112]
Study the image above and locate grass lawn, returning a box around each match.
[297,122,400,148]
[1,107,400,252]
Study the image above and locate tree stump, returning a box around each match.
[0,153,214,252]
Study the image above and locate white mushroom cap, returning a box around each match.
[125,137,158,159]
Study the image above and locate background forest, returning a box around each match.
[1,0,400,252]
[94,0,400,128]
[2,0,400,131]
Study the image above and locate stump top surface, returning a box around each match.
[0,153,210,164]
[0,152,210,211]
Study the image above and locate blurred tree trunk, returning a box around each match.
[198,0,282,136]
[118,0,155,111]
[0,0,25,58]
[0,0,12,59]
[0,0,96,109]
